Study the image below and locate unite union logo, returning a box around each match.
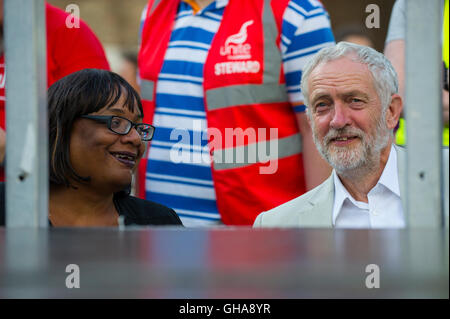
[215,20,261,76]
[220,20,254,60]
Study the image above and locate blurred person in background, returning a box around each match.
[384,0,449,146]
[138,0,335,226]
[334,24,374,48]
[0,1,110,181]
[118,50,140,95]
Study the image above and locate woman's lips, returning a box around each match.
[110,152,137,168]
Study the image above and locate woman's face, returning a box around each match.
[69,93,145,193]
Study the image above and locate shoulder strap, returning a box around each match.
[148,0,162,17]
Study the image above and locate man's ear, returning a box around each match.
[385,94,403,130]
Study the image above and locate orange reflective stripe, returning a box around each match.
[212,133,302,170]
[206,83,288,111]
[140,79,154,102]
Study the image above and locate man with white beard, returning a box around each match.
[253,42,408,228]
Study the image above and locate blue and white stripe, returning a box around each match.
[144,1,227,226]
[282,0,335,105]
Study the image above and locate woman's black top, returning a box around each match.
[0,183,183,227]
[113,191,183,226]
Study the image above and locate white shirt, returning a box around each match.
[332,146,405,228]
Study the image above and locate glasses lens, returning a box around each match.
[136,124,154,141]
[110,116,131,134]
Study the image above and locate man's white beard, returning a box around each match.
[312,114,391,176]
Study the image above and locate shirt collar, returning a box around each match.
[215,0,229,9]
[332,144,400,225]
[182,0,228,11]
[332,170,355,226]
[377,144,400,197]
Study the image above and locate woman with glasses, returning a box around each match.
[30,68,182,227]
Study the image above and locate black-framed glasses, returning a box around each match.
[80,115,155,141]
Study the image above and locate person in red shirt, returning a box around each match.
[0,1,110,180]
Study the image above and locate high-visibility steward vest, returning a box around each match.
[443,0,449,146]
[396,0,449,147]
[138,0,307,225]
[443,0,449,69]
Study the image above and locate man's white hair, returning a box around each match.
[300,41,399,117]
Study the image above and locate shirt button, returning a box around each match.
[372,210,379,216]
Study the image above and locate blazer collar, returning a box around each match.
[297,144,406,228]
[297,174,335,227]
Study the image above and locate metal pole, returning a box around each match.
[4,0,48,227]
[405,0,443,227]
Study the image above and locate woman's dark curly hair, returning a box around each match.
[48,68,143,188]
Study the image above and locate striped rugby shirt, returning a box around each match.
[140,0,334,226]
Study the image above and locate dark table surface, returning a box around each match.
[0,227,448,298]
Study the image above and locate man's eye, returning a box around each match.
[315,103,328,112]
[349,98,366,108]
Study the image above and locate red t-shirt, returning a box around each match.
[0,2,110,180]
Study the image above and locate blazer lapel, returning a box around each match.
[297,174,335,227]
[296,145,406,228]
